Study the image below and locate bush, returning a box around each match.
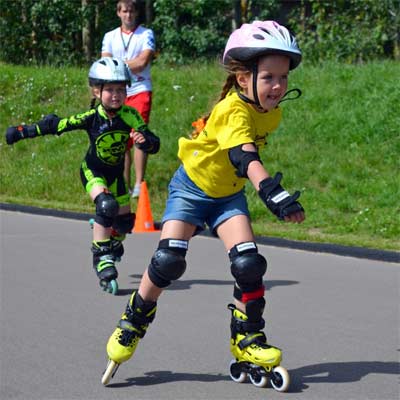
[288,0,399,64]
[0,0,397,66]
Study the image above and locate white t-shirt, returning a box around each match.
[101,25,155,96]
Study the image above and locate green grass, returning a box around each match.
[0,61,399,251]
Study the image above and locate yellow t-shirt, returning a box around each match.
[178,91,282,198]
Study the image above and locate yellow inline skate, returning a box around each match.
[228,303,290,392]
[102,291,157,385]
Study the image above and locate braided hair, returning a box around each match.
[191,60,252,138]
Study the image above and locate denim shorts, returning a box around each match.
[162,165,250,234]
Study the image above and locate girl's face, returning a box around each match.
[94,83,127,110]
[237,54,290,112]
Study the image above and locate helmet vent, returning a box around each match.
[253,34,265,40]
[277,27,286,37]
[99,60,106,65]
[259,28,272,36]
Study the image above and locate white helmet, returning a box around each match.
[88,57,131,87]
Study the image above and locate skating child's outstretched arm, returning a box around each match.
[5,112,91,145]
[6,114,61,144]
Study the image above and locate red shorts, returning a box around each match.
[126,91,152,150]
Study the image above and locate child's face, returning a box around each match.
[238,54,290,112]
[94,83,127,110]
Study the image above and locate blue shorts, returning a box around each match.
[162,165,250,234]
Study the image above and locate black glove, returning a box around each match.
[6,124,37,145]
[135,129,160,154]
[258,172,304,220]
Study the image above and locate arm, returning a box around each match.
[5,114,62,144]
[125,49,154,74]
[101,48,153,74]
[131,128,160,154]
[5,111,92,145]
[229,143,305,223]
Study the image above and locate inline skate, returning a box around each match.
[89,220,125,263]
[110,234,125,262]
[102,290,157,385]
[91,240,119,295]
[228,302,290,392]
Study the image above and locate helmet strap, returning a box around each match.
[279,88,302,103]
[252,63,261,108]
[235,63,265,111]
[235,87,255,105]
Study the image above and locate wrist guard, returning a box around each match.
[258,172,304,220]
[6,124,38,145]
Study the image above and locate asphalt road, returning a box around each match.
[1,210,399,400]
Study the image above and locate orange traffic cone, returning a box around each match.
[133,181,160,233]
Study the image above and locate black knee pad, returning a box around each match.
[94,191,119,227]
[229,242,267,300]
[148,239,188,288]
[112,213,135,234]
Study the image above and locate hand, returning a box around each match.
[6,126,25,144]
[130,130,145,145]
[283,207,305,223]
[6,125,37,145]
[258,172,305,223]
[133,129,160,154]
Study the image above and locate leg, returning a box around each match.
[80,164,121,293]
[90,186,120,293]
[138,219,197,301]
[90,184,113,241]
[110,205,135,261]
[123,149,132,192]
[217,216,286,388]
[216,214,255,312]
[105,220,196,370]
[132,147,148,197]
[124,91,152,198]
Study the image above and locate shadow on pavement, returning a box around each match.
[288,361,400,393]
[107,370,230,388]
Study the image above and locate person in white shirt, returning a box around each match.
[102,0,156,198]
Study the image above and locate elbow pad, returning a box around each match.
[228,144,262,178]
[37,114,62,135]
[135,129,160,154]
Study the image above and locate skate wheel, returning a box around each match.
[100,279,119,295]
[89,218,95,229]
[249,368,268,388]
[107,280,119,295]
[229,360,247,383]
[270,366,290,392]
[101,359,119,386]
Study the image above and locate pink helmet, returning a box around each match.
[223,20,302,70]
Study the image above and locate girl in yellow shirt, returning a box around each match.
[103,20,305,391]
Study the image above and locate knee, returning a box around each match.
[148,239,188,288]
[229,242,267,301]
[94,191,119,227]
